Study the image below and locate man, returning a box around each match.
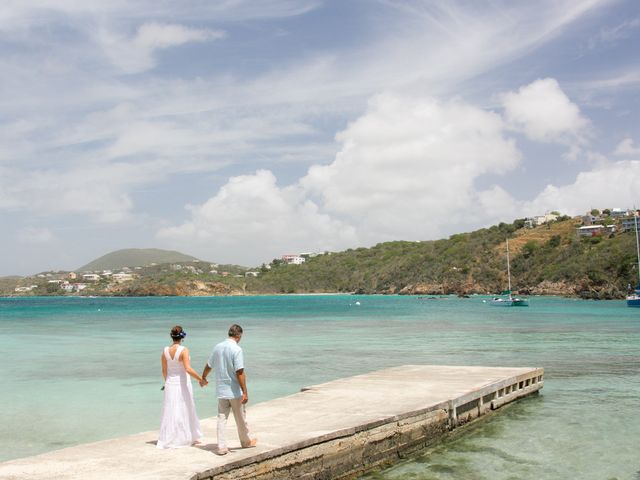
[201,324,257,455]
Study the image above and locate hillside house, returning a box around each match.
[525,213,559,228]
[82,274,101,282]
[112,272,134,282]
[581,214,601,226]
[62,283,88,292]
[610,208,630,218]
[622,216,640,232]
[577,225,604,237]
[14,286,37,293]
[282,254,306,265]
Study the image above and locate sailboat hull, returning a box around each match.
[490,297,529,307]
[626,295,640,307]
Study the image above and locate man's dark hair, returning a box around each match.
[228,324,243,337]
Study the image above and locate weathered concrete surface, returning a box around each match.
[0,365,543,480]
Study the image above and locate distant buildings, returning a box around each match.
[610,208,630,218]
[524,213,559,228]
[622,216,640,232]
[575,207,633,237]
[281,254,306,265]
[112,272,134,282]
[14,285,38,293]
[580,214,599,226]
[61,283,88,292]
[577,225,607,237]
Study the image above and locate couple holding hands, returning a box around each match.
[157,324,257,455]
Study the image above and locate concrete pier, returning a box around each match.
[0,365,543,480]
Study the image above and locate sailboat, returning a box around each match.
[626,213,640,307]
[490,238,529,307]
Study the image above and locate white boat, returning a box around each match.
[626,214,640,307]
[490,295,529,307]
[490,238,529,307]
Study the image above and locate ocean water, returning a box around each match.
[1,295,639,479]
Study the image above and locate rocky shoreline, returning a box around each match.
[385,279,625,300]
[2,279,627,300]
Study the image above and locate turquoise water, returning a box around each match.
[1,295,639,479]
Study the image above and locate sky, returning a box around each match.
[1,0,640,275]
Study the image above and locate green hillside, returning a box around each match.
[77,248,203,272]
[4,215,637,299]
[248,217,636,299]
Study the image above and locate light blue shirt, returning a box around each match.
[207,338,244,399]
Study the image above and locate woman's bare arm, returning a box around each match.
[161,352,167,381]
[180,348,204,383]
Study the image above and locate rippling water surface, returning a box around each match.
[2,295,639,479]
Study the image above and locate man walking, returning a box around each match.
[201,324,257,455]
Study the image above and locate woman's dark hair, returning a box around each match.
[170,325,186,340]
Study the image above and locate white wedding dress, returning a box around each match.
[157,345,202,448]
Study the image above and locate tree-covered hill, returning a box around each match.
[77,248,204,272]
[4,216,637,299]
[247,217,637,299]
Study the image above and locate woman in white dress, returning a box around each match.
[157,325,206,449]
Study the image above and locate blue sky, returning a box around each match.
[1,0,639,275]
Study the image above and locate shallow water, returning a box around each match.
[2,295,639,479]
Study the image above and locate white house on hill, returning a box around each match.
[282,254,306,265]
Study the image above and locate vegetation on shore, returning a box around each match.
[249,215,634,299]
[3,215,637,299]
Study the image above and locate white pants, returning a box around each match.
[217,398,251,450]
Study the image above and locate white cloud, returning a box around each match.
[302,94,521,238]
[17,227,55,244]
[100,23,225,74]
[0,161,173,223]
[588,17,640,49]
[614,138,640,156]
[501,78,590,144]
[0,1,321,33]
[159,93,524,262]
[158,169,357,265]
[134,22,225,50]
[526,159,640,215]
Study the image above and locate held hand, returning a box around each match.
[199,378,208,387]
[241,392,249,404]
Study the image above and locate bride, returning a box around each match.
[157,325,206,449]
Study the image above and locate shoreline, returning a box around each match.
[0,292,626,300]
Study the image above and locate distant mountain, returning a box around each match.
[77,248,204,272]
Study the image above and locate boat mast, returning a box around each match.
[506,238,512,293]
[635,213,640,286]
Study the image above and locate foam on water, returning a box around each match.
[2,295,639,479]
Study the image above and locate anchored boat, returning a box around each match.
[490,238,528,307]
[626,213,640,307]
